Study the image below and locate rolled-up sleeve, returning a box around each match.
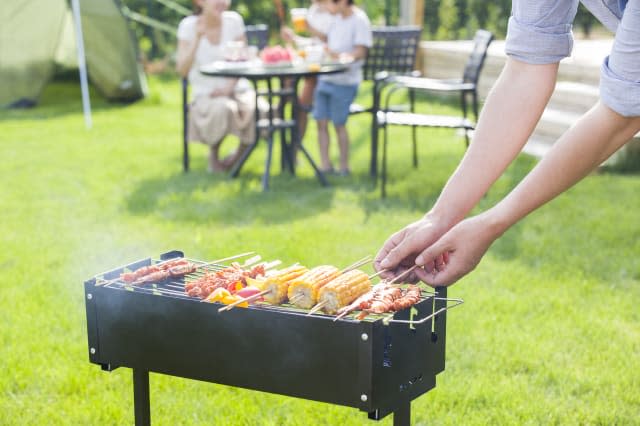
[600,1,640,117]
[505,0,579,64]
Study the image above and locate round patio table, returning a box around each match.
[200,60,349,191]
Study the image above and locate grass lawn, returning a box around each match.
[1,75,639,425]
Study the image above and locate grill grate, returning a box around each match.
[92,255,439,323]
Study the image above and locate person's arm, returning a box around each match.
[328,45,367,62]
[414,102,640,285]
[375,58,559,280]
[307,23,327,42]
[176,17,204,77]
[210,31,246,97]
[432,58,559,224]
[176,38,200,77]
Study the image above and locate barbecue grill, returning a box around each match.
[84,250,462,426]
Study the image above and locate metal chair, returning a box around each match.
[347,26,422,178]
[378,29,494,198]
[181,24,269,172]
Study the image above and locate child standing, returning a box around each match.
[281,0,334,142]
[313,0,372,176]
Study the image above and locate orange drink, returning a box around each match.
[290,8,308,33]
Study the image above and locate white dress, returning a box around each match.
[177,11,251,98]
[177,12,255,146]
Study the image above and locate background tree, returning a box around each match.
[119,0,604,61]
[436,0,460,40]
[574,3,598,38]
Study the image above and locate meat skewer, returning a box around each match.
[354,285,423,321]
[186,263,268,299]
[333,266,421,321]
[113,252,256,286]
[120,258,189,283]
[333,282,393,321]
[390,284,421,311]
[194,259,281,301]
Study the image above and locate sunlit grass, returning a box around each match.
[0,75,638,425]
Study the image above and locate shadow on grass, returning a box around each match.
[0,81,135,122]
[125,166,339,225]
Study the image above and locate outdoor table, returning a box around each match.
[200,60,349,191]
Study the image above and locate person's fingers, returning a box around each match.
[419,240,481,287]
[379,231,423,270]
[434,253,447,272]
[423,259,437,274]
[413,266,431,283]
[426,253,466,287]
[415,254,449,286]
[374,228,407,270]
[415,234,451,268]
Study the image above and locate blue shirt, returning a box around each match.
[505,0,639,117]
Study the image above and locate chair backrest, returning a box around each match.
[245,24,269,50]
[363,26,422,81]
[462,29,494,84]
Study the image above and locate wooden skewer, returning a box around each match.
[333,309,351,322]
[240,254,262,267]
[196,251,256,270]
[217,289,271,312]
[340,255,372,273]
[368,269,387,280]
[307,300,328,316]
[388,265,418,284]
[289,293,305,304]
[262,259,282,271]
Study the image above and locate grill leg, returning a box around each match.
[393,401,411,426]
[133,369,151,426]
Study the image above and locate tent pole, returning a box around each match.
[71,0,92,130]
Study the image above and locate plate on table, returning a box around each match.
[260,60,294,69]
[204,60,258,72]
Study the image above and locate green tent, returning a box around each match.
[0,0,147,108]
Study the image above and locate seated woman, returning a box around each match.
[176,0,254,172]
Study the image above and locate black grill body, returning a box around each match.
[84,251,448,425]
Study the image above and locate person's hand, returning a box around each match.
[280,26,295,43]
[324,47,339,61]
[337,52,354,64]
[209,85,234,98]
[195,16,207,40]
[374,213,451,283]
[414,213,502,286]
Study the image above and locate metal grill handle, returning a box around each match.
[385,296,464,326]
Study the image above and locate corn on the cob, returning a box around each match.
[287,265,341,309]
[262,264,308,304]
[317,269,371,314]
